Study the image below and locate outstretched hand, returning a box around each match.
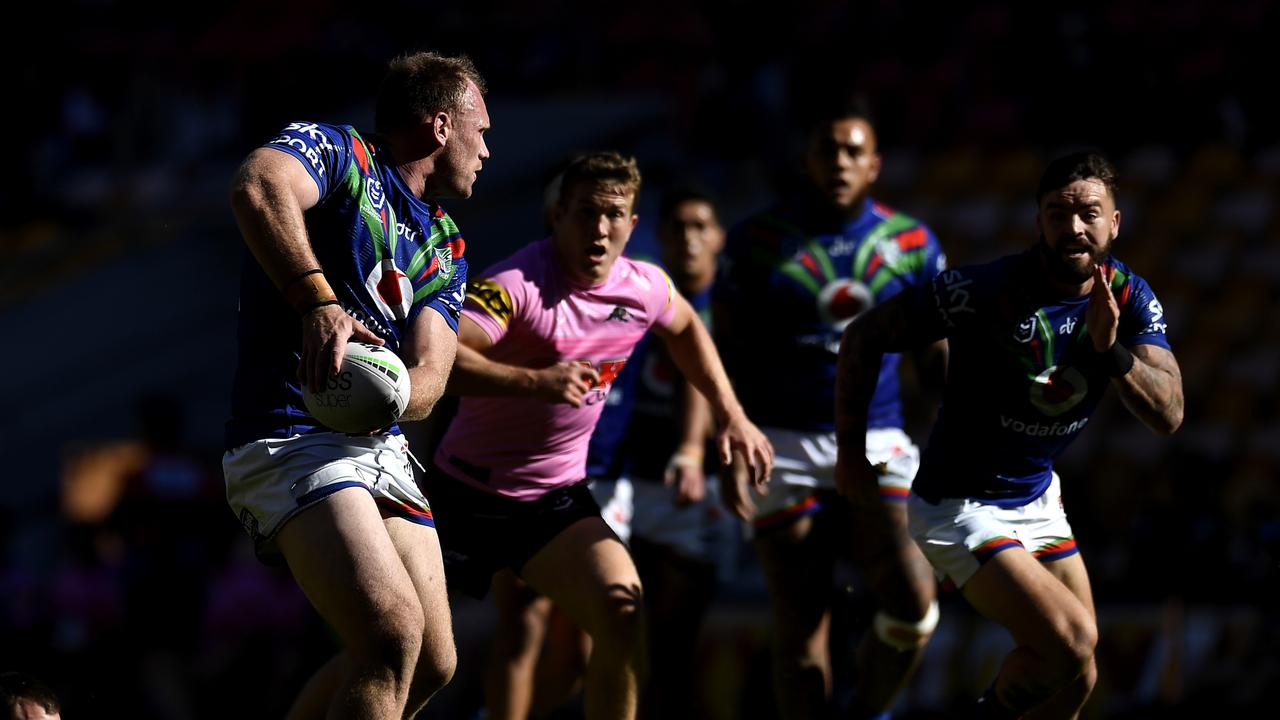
[1086,264,1120,351]
[300,304,383,391]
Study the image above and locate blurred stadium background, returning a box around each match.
[1,1,1276,717]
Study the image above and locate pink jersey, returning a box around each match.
[434,238,677,500]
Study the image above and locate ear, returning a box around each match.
[867,152,883,183]
[1111,208,1121,240]
[430,111,450,148]
[629,213,639,231]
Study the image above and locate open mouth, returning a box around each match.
[587,245,608,262]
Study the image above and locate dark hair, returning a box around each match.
[658,185,717,224]
[0,672,61,715]
[1036,152,1119,204]
[375,51,487,134]
[806,93,876,135]
[557,151,643,210]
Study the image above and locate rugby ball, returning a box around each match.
[303,342,411,433]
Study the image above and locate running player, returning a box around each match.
[836,152,1184,719]
[426,152,773,720]
[222,52,487,719]
[715,98,946,720]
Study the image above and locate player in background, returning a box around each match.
[222,52,488,719]
[836,152,1183,719]
[485,187,733,720]
[608,187,733,719]
[715,98,946,720]
[426,152,773,720]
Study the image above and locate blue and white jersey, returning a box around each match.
[716,196,946,432]
[911,251,1171,506]
[225,122,468,449]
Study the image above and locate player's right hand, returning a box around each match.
[719,455,757,522]
[299,304,384,392]
[533,362,601,407]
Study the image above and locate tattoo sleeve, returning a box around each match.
[1113,343,1184,435]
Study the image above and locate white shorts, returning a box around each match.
[628,475,734,565]
[589,476,634,544]
[223,432,433,559]
[907,472,1078,588]
[751,427,921,531]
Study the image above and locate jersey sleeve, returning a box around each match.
[418,257,468,333]
[1118,274,1172,350]
[409,211,469,333]
[918,267,978,337]
[462,266,525,345]
[262,121,352,200]
[636,260,678,330]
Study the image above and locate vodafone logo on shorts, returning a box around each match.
[1028,365,1088,417]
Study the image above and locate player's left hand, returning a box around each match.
[1086,264,1120,351]
[664,445,706,507]
[716,413,773,489]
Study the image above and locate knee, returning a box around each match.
[591,583,646,656]
[354,598,426,680]
[1046,612,1097,680]
[413,635,457,699]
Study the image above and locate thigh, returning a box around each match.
[961,546,1092,651]
[278,486,420,645]
[754,513,837,639]
[1040,552,1095,620]
[520,516,642,637]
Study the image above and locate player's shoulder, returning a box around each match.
[267,121,354,149]
[614,255,674,291]
[1104,255,1160,308]
[863,199,939,244]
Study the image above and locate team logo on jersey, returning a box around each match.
[365,257,413,321]
[467,277,513,327]
[365,177,386,211]
[1029,365,1089,417]
[877,237,903,266]
[817,279,874,330]
[1015,317,1037,344]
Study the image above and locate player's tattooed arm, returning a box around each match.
[1114,344,1184,435]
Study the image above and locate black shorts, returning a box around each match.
[422,471,604,598]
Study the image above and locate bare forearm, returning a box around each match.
[665,317,744,425]
[1114,345,1184,435]
[403,358,454,421]
[679,378,714,449]
[445,343,537,397]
